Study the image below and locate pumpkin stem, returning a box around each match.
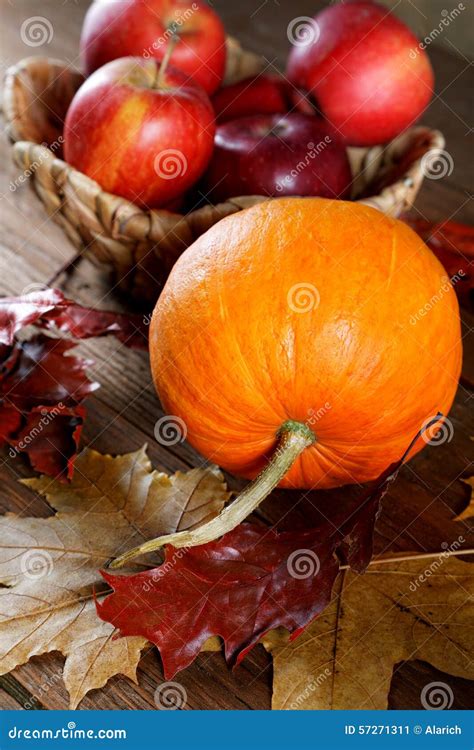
[108,420,316,569]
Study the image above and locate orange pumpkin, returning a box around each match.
[113,198,462,566]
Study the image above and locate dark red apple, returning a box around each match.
[286,1,434,146]
[80,0,227,95]
[64,57,215,209]
[203,113,352,202]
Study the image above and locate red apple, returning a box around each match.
[64,57,216,209]
[286,1,434,146]
[211,74,317,123]
[212,75,288,123]
[80,0,227,95]
[203,113,352,202]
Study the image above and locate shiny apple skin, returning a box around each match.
[64,57,215,208]
[80,0,227,95]
[204,113,352,202]
[286,1,434,146]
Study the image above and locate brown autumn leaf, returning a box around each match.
[263,555,474,710]
[0,446,229,708]
[455,477,474,521]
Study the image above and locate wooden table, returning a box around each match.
[0,0,472,711]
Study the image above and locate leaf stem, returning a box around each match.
[109,420,316,569]
[360,547,474,569]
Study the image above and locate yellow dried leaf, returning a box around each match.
[264,556,474,710]
[0,446,229,708]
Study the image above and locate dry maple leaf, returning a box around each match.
[263,556,474,710]
[455,478,474,522]
[0,446,229,708]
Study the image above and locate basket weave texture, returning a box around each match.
[4,40,444,304]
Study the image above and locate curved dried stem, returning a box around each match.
[109,420,315,569]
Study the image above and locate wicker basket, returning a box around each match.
[3,40,444,304]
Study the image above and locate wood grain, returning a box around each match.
[0,0,472,711]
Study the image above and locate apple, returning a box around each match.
[211,74,318,123]
[203,113,352,202]
[286,1,434,146]
[80,0,227,95]
[212,75,288,123]
[64,56,216,209]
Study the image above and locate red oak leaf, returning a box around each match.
[0,289,149,349]
[1,336,98,411]
[48,304,149,350]
[9,405,86,479]
[97,438,415,678]
[0,335,97,479]
[0,289,67,345]
[0,288,149,478]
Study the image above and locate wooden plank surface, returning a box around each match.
[0,0,473,711]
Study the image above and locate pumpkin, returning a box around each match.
[112,198,462,566]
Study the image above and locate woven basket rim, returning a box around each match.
[9,126,445,242]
